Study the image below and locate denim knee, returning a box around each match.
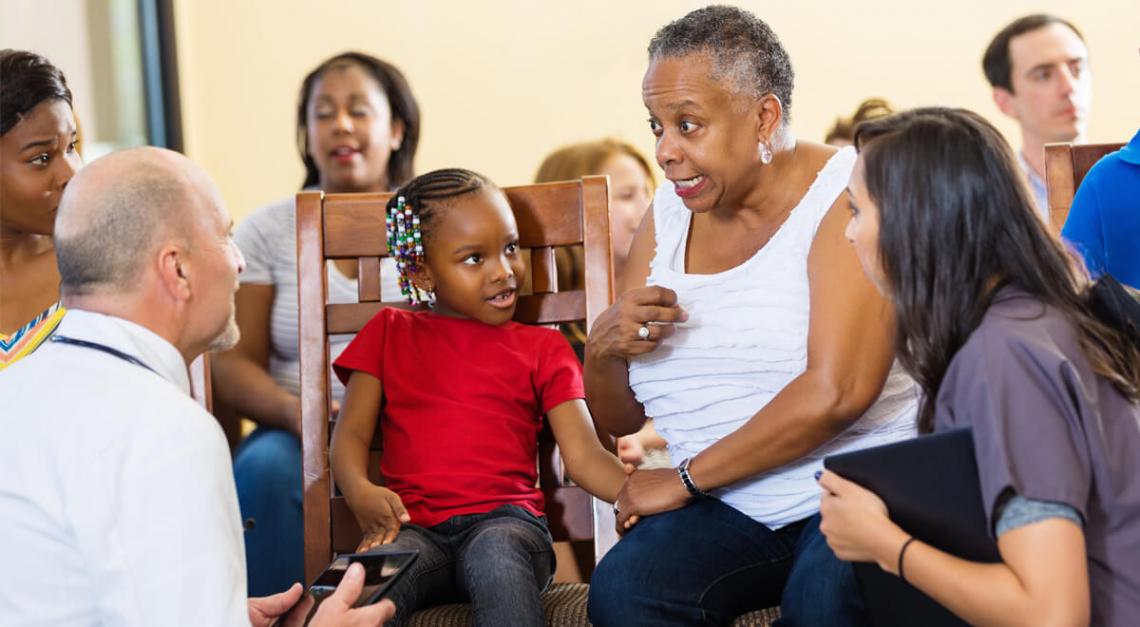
[778,515,866,627]
[234,429,304,597]
[589,502,799,627]
[587,540,644,626]
[457,514,552,627]
[461,516,552,585]
[233,429,301,500]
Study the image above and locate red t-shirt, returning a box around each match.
[333,308,584,527]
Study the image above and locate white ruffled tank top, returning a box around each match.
[628,147,918,528]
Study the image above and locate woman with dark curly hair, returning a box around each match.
[0,49,82,369]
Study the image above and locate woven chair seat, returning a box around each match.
[731,606,782,626]
[407,582,589,626]
[406,582,778,627]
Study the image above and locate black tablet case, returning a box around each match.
[823,428,1001,626]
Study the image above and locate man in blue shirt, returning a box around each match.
[1062,129,1140,289]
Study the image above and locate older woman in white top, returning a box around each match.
[584,7,916,626]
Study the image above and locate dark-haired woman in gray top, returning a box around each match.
[820,107,1140,625]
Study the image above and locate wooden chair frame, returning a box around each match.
[1044,141,1124,233]
[296,176,616,584]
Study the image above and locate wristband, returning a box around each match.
[677,457,711,498]
[898,536,917,582]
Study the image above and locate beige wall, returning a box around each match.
[169,1,1136,220]
[1,0,96,143]
[2,0,149,157]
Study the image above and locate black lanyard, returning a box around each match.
[50,335,160,376]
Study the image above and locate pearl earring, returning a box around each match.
[759,141,773,165]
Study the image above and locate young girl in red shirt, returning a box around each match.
[330,168,627,626]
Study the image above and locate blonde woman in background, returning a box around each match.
[534,138,668,586]
[824,98,894,147]
[535,138,656,288]
[534,139,668,468]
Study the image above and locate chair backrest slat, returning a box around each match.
[1044,142,1124,233]
[509,184,584,247]
[323,194,391,257]
[327,303,384,335]
[531,246,558,294]
[356,257,382,302]
[515,291,586,325]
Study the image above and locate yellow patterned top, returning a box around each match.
[0,303,66,370]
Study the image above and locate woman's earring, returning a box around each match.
[759,141,773,165]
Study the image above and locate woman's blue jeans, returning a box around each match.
[233,428,304,597]
[588,497,867,626]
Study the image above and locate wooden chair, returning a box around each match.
[1043,142,1124,233]
[190,353,253,455]
[189,353,248,453]
[296,177,617,625]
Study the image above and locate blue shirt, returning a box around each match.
[1062,129,1140,289]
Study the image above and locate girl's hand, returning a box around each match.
[585,286,687,362]
[617,435,646,466]
[817,470,908,572]
[349,485,410,552]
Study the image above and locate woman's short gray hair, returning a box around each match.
[648,5,794,120]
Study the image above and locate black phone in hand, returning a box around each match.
[303,549,418,623]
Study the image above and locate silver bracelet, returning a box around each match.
[677,457,711,498]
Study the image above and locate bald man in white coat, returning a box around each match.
[0,147,393,627]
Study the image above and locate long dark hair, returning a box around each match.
[0,49,73,136]
[855,107,1140,432]
[296,52,420,189]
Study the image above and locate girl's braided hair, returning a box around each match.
[385,168,496,304]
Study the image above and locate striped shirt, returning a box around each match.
[1,303,66,371]
[629,148,918,528]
